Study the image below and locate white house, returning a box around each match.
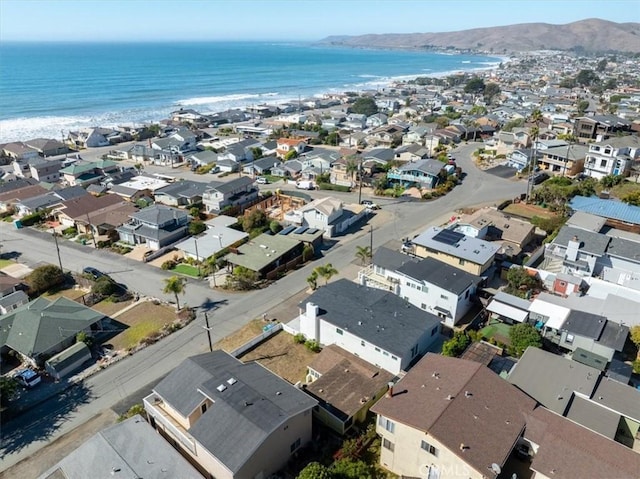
[583,140,634,179]
[285,279,442,375]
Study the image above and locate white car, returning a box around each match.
[256,176,269,184]
[14,368,42,388]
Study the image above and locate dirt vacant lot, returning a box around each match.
[109,302,176,351]
[503,202,556,220]
[215,319,266,353]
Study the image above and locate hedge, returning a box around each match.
[317,182,351,192]
[20,211,46,226]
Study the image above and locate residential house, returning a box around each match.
[59,159,119,187]
[25,138,69,157]
[242,156,282,176]
[116,204,190,251]
[555,309,627,361]
[2,142,40,161]
[154,180,210,207]
[202,176,258,214]
[453,207,535,258]
[542,225,609,277]
[537,143,588,176]
[329,156,357,188]
[409,226,500,275]
[67,127,115,148]
[188,150,219,168]
[285,279,442,375]
[151,128,197,154]
[360,247,480,327]
[54,193,137,240]
[108,175,169,202]
[276,138,307,159]
[224,232,303,279]
[371,353,537,479]
[25,158,63,182]
[494,129,529,155]
[568,195,640,231]
[0,297,105,367]
[303,344,394,435]
[14,185,88,217]
[583,139,635,179]
[394,144,430,163]
[0,273,29,316]
[574,115,633,143]
[37,415,204,479]
[0,182,47,213]
[366,113,388,128]
[387,159,444,189]
[284,196,367,238]
[365,124,406,148]
[176,215,248,262]
[143,351,317,479]
[506,148,541,171]
[271,159,303,178]
[486,291,531,324]
[361,148,395,174]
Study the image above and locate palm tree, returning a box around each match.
[306,271,318,291]
[345,156,359,187]
[355,245,372,265]
[163,276,186,310]
[526,109,544,201]
[314,263,338,286]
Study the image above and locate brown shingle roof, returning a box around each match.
[371,353,536,476]
[526,407,640,479]
[0,184,47,204]
[305,345,394,418]
[57,193,123,219]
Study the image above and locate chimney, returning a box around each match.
[387,381,394,398]
[460,443,468,451]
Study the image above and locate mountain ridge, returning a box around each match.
[318,19,640,54]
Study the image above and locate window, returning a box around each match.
[440,294,448,300]
[391,355,397,361]
[290,438,301,453]
[421,440,439,457]
[421,303,427,310]
[383,438,395,451]
[201,403,207,414]
[422,285,429,293]
[431,326,438,336]
[361,340,366,347]
[465,290,469,299]
[383,351,389,356]
[336,328,343,335]
[459,259,466,265]
[406,281,411,286]
[375,347,381,352]
[411,344,419,357]
[566,334,574,344]
[378,416,395,433]
[600,159,607,168]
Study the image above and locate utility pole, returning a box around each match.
[358,157,364,205]
[203,312,213,352]
[194,237,201,277]
[370,224,373,264]
[52,229,63,272]
[86,213,97,247]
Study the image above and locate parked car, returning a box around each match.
[361,200,380,210]
[256,176,269,184]
[296,180,315,190]
[532,172,549,185]
[14,368,42,388]
[83,266,105,279]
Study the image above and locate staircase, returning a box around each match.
[540,256,563,274]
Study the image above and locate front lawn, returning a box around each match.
[479,320,512,346]
[502,202,556,220]
[109,302,177,351]
[44,287,88,302]
[90,298,135,317]
[172,263,201,278]
[0,259,15,268]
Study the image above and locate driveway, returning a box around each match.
[485,164,520,179]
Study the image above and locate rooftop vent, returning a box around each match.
[464,391,472,398]
[227,377,237,385]
[216,384,227,392]
[446,395,454,401]
[276,391,282,396]
[432,372,440,378]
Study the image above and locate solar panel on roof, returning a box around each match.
[279,225,296,235]
[294,227,308,234]
[306,228,317,234]
[433,229,464,246]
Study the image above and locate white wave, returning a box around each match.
[357,74,382,79]
[176,92,280,107]
[461,60,471,63]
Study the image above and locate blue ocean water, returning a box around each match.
[0,42,499,142]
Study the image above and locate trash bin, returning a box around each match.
[81,239,86,245]
[13,220,22,229]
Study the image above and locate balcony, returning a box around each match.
[358,265,397,292]
[144,393,197,454]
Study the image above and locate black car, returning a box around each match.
[532,172,549,185]
[82,266,104,279]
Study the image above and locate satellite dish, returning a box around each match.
[491,463,502,475]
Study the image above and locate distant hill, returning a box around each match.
[318,19,640,54]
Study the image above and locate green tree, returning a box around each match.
[284,149,298,161]
[577,100,590,115]
[355,245,372,265]
[302,244,315,262]
[464,77,486,94]
[350,97,378,116]
[297,462,331,479]
[331,459,374,479]
[596,58,608,72]
[442,331,471,357]
[502,118,524,132]
[250,147,263,160]
[306,271,318,291]
[242,209,268,233]
[506,266,539,298]
[345,156,359,183]
[92,276,118,296]
[269,220,283,234]
[469,105,488,115]
[225,266,258,291]
[509,323,542,357]
[435,116,450,129]
[27,264,65,295]
[621,191,640,206]
[575,69,598,86]
[559,77,577,89]
[326,131,340,146]
[163,276,186,310]
[188,220,206,236]
[630,325,640,360]
[76,331,94,347]
[314,263,338,285]
[483,82,501,104]
[0,376,18,407]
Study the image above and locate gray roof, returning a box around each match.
[372,246,418,271]
[0,289,28,309]
[412,226,500,265]
[606,236,640,262]
[209,176,254,195]
[591,377,640,422]
[562,310,628,351]
[154,351,316,473]
[396,158,443,175]
[492,291,531,311]
[565,396,619,440]
[154,180,209,200]
[302,279,441,357]
[552,225,610,256]
[364,148,395,162]
[507,347,600,415]
[37,415,202,479]
[566,211,607,233]
[130,204,188,225]
[398,256,481,295]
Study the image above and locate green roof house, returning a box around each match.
[0,297,104,367]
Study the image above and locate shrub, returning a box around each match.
[92,276,118,296]
[302,244,314,262]
[633,359,640,374]
[62,227,77,237]
[317,183,351,192]
[76,331,94,347]
[161,259,178,270]
[509,323,542,357]
[117,404,147,422]
[20,210,46,226]
[442,331,471,357]
[27,264,65,295]
[304,339,321,352]
[293,333,306,344]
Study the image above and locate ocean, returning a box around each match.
[0,42,500,143]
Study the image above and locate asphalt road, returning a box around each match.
[0,141,526,470]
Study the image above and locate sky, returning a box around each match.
[1,0,638,42]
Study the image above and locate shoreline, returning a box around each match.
[0,49,508,144]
